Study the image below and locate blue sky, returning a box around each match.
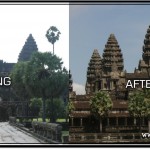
[70,5,150,94]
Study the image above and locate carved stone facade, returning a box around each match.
[69,26,150,143]
[86,33,126,94]
[138,25,150,75]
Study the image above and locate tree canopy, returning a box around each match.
[10,62,29,101]
[90,91,112,132]
[128,90,146,118]
[24,51,68,122]
[90,91,112,118]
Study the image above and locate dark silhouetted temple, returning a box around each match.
[0,34,38,74]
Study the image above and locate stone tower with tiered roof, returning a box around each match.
[85,49,103,94]
[18,34,38,62]
[102,34,124,75]
[138,25,150,75]
[69,70,73,92]
[85,34,125,93]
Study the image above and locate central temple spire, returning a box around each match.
[102,33,124,75]
[18,34,38,62]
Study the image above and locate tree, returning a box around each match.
[10,62,30,116]
[11,62,28,99]
[142,89,150,132]
[89,91,112,132]
[128,90,146,132]
[24,52,68,122]
[46,26,61,55]
[0,73,11,102]
[29,98,42,117]
[46,98,65,122]
[67,99,75,114]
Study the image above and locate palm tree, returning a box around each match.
[46,26,61,55]
[89,91,112,132]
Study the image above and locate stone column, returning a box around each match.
[133,133,135,140]
[111,81,113,89]
[80,118,83,126]
[107,118,109,126]
[116,117,118,126]
[101,80,103,89]
[125,118,127,126]
[134,118,136,125]
[71,118,74,126]
[142,118,144,126]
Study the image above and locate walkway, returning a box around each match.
[0,122,40,143]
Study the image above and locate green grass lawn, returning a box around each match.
[62,131,69,136]
[32,118,49,122]
[16,118,69,124]
[61,130,69,143]
[32,118,68,123]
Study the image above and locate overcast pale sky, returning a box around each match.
[0,4,69,69]
[70,5,150,94]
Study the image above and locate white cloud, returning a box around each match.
[73,83,85,95]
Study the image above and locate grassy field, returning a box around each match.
[61,131,69,143]
[32,118,68,123]
[62,131,69,136]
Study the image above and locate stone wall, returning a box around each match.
[32,121,62,143]
[69,132,150,143]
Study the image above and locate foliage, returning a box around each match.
[142,89,150,118]
[10,61,29,101]
[90,91,113,118]
[24,51,68,122]
[46,98,66,122]
[67,99,75,114]
[0,73,11,101]
[24,52,68,98]
[46,26,61,54]
[128,90,146,117]
[29,98,42,116]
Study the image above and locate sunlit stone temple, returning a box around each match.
[69,26,150,143]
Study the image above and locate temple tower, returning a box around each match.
[85,49,102,94]
[138,25,150,74]
[102,34,124,75]
[69,70,73,92]
[18,34,38,62]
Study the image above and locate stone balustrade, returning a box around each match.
[32,121,62,143]
[9,116,16,125]
[9,117,63,143]
[69,132,150,143]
